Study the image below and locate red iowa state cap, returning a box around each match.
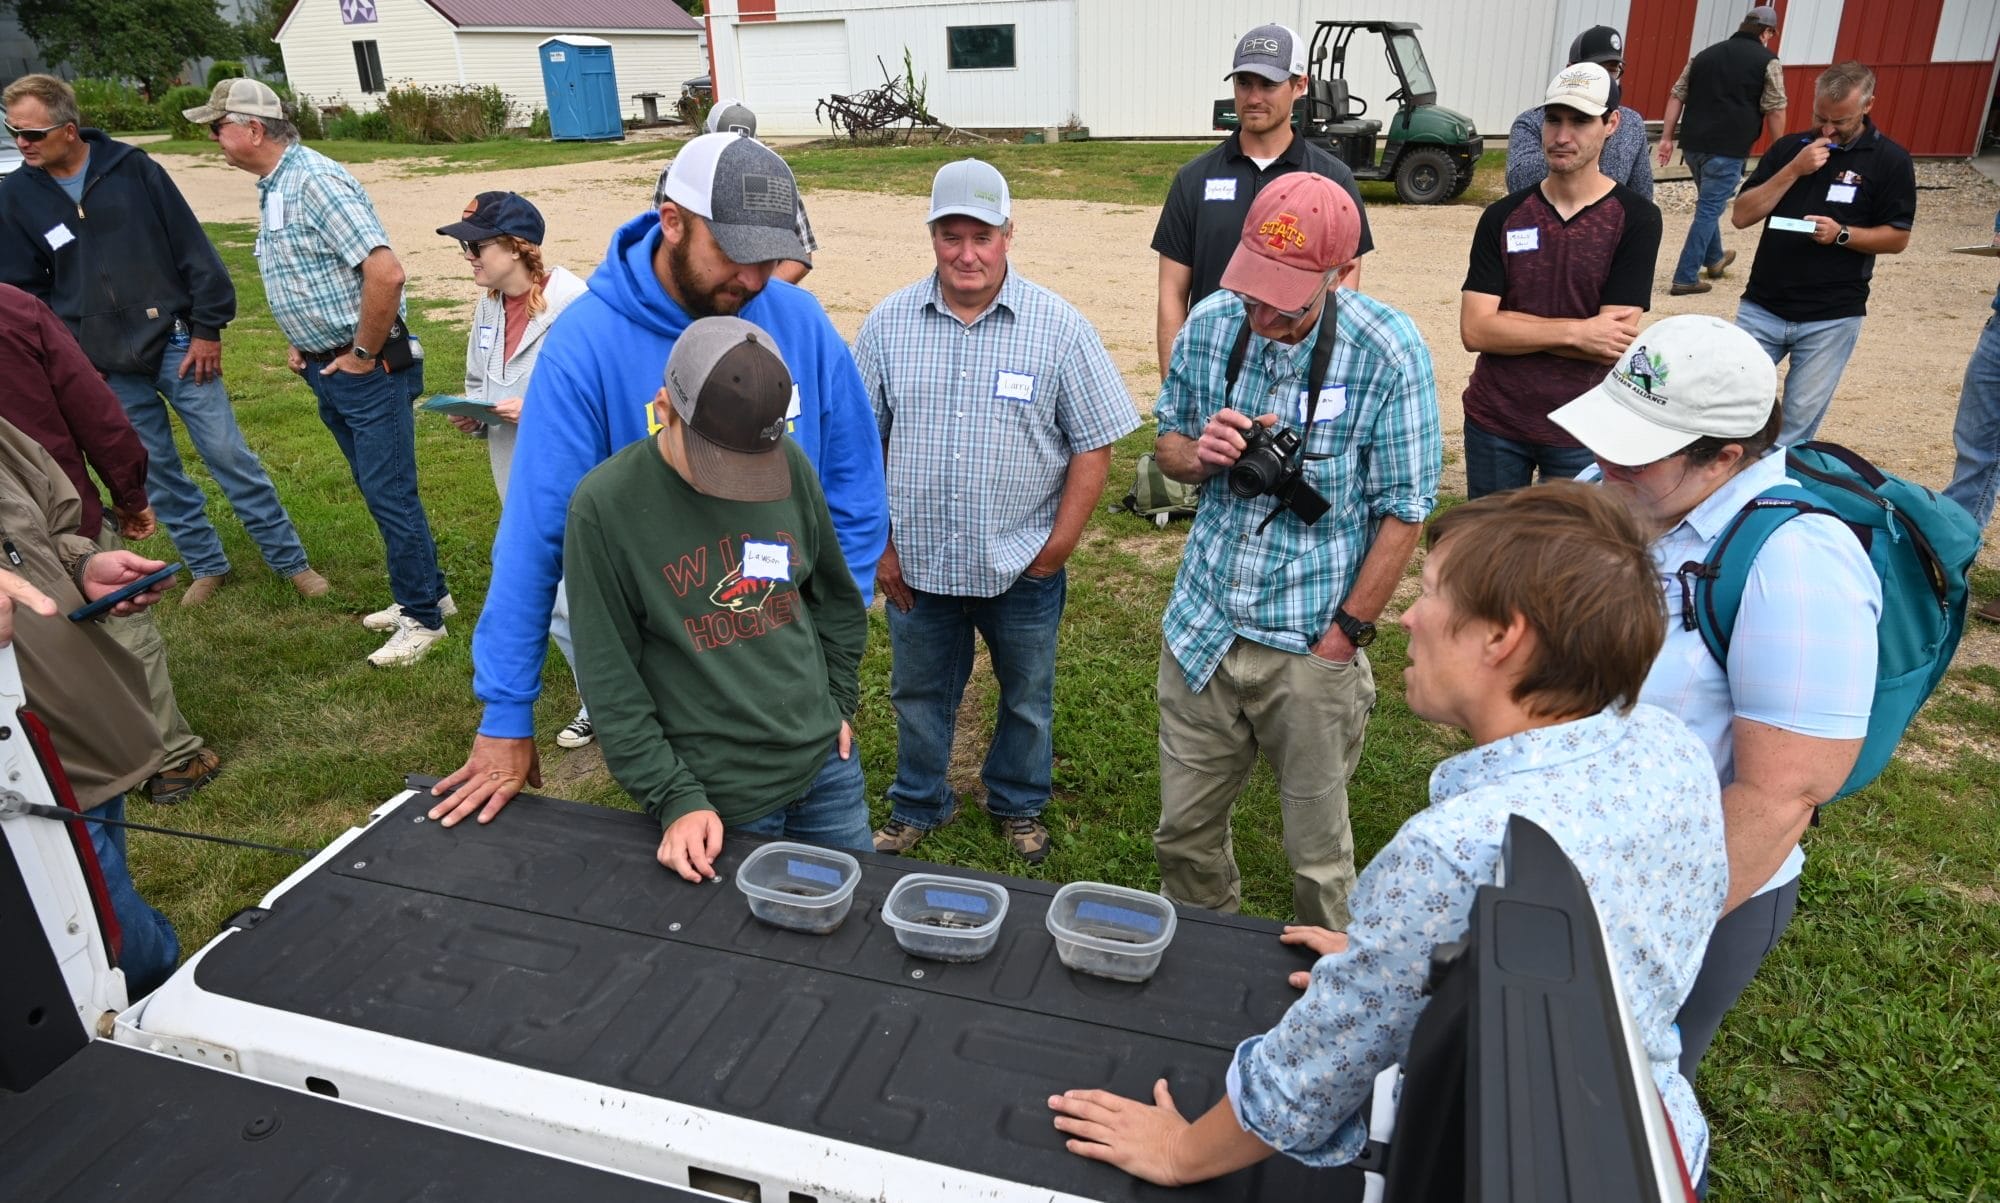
[1218,173,1359,312]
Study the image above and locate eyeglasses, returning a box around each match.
[1238,270,1339,322]
[208,119,227,135]
[5,122,65,142]
[457,238,496,256]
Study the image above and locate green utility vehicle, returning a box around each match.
[1215,20,1482,204]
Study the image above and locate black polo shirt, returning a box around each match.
[1152,131,1375,308]
[1742,118,1917,323]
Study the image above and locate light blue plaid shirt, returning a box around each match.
[1158,289,1441,691]
[856,268,1138,597]
[253,143,399,352]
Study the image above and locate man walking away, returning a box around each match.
[0,74,324,607]
[1657,6,1787,296]
[1729,61,1915,446]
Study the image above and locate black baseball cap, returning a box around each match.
[663,317,794,502]
[437,191,546,245]
[1568,25,1625,67]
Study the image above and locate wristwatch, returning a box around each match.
[351,343,376,362]
[1333,607,1377,649]
[1834,225,1851,247]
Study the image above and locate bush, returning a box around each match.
[206,61,246,89]
[267,82,324,140]
[525,107,550,138]
[325,107,390,141]
[376,82,514,143]
[162,84,212,140]
[70,77,162,131]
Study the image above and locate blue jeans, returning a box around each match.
[1673,153,1744,287]
[1462,417,1597,499]
[301,363,446,628]
[884,568,1066,828]
[1734,300,1866,447]
[1945,313,2000,530]
[732,743,872,853]
[104,344,310,580]
[85,796,181,999]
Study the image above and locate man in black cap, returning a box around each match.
[1657,5,1788,296]
[1505,26,1652,198]
[561,316,871,880]
[1151,22,1373,380]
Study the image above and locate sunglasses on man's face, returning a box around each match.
[6,122,66,142]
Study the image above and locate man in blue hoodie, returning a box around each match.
[429,133,889,826]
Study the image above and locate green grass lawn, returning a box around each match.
[118,217,1998,1201]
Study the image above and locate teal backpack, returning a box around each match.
[1680,443,1983,800]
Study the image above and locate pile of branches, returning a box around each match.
[816,56,942,143]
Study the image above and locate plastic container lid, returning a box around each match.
[880,874,1010,962]
[734,842,861,935]
[1045,881,1178,982]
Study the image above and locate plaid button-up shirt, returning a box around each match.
[857,268,1137,597]
[254,143,398,352]
[1158,289,1441,691]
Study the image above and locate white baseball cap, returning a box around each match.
[927,158,1010,225]
[1549,315,1778,466]
[1543,61,1619,118]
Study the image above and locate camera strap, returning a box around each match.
[1223,290,1341,427]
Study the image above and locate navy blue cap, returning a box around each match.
[437,191,545,245]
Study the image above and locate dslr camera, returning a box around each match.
[1227,422,1330,527]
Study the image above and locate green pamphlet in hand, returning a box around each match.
[421,395,501,424]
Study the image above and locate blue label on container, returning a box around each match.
[1075,900,1163,935]
[922,888,991,915]
[787,859,844,886]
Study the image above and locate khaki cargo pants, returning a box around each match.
[1154,637,1374,929]
[94,525,203,767]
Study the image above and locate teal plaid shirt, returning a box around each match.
[254,143,399,352]
[1158,289,1440,691]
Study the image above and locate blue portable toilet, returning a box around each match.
[539,36,624,142]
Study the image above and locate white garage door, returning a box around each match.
[737,20,849,137]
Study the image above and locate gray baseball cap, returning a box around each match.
[706,99,757,136]
[927,159,1010,225]
[182,78,285,123]
[1228,23,1308,82]
[1747,5,1778,28]
[659,132,810,267]
[663,316,794,502]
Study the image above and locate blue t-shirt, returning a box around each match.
[53,151,87,206]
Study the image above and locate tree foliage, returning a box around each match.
[230,0,290,75]
[8,0,228,99]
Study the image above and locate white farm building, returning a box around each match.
[275,0,704,124]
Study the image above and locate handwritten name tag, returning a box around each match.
[742,540,790,582]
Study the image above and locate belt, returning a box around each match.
[300,342,355,362]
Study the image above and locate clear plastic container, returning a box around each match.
[1045,882,1178,982]
[734,842,861,934]
[880,874,1010,962]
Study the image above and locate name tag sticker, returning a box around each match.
[1204,177,1237,202]
[42,222,74,251]
[1296,385,1347,425]
[264,191,286,231]
[1768,215,1818,234]
[476,325,495,351]
[1505,227,1539,253]
[784,385,802,422]
[741,540,791,582]
[995,370,1036,403]
[1825,183,1857,204]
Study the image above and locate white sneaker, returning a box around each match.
[362,593,457,632]
[556,711,595,748]
[367,614,448,668]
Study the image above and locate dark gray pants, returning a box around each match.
[1675,876,1801,1082]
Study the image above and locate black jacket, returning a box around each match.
[1679,31,1778,158]
[0,129,235,375]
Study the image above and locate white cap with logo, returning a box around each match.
[1543,61,1619,117]
[927,158,1010,226]
[1549,315,1778,466]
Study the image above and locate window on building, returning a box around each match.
[947,24,1015,71]
[353,40,385,93]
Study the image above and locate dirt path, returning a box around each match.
[158,148,2000,593]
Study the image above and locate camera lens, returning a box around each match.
[1229,452,1275,497]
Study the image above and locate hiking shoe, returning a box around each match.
[148,748,221,804]
[556,711,595,748]
[367,614,448,667]
[1705,250,1737,279]
[997,815,1051,865]
[290,568,331,597]
[1668,280,1712,296]
[873,818,928,855]
[1975,595,2000,624]
[180,574,227,606]
[362,593,457,632]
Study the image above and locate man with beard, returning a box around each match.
[1151,23,1374,379]
[1458,63,1660,498]
[429,132,888,827]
